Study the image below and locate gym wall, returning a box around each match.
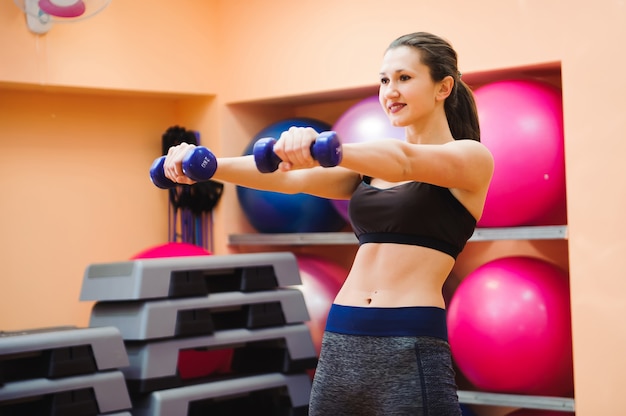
[0,1,624,415]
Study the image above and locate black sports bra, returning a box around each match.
[348,177,476,259]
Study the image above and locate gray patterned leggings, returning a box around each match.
[308,305,461,416]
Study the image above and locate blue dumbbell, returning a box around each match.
[253,131,343,173]
[149,146,218,189]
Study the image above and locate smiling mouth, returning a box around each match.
[388,103,405,113]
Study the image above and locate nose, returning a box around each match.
[381,82,399,99]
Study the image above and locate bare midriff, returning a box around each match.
[333,243,455,309]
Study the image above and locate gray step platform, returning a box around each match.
[123,323,317,393]
[89,288,310,340]
[80,252,301,301]
[0,370,132,414]
[0,326,128,384]
[131,372,311,416]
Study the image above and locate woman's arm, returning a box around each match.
[163,142,361,200]
[214,155,361,200]
[272,126,493,194]
[339,138,494,193]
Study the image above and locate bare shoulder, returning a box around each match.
[446,139,494,173]
[443,140,494,219]
[447,138,492,156]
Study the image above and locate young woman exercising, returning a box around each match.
[163,31,494,415]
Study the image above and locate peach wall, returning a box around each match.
[1,0,625,414]
[0,88,174,328]
[0,0,220,94]
[215,0,570,103]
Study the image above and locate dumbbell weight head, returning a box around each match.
[311,131,342,167]
[149,156,177,189]
[182,146,218,182]
[253,137,282,173]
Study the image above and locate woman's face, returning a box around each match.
[378,46,439,128]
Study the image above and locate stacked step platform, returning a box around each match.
[80,252,316,416]
[0,325,132,415]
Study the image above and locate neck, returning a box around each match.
[404,121,454,145]
[403,106,453,144]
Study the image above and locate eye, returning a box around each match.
[380,77,389,85]
[399,74,411,81]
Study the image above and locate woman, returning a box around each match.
[164,31,494,415]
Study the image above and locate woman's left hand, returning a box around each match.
[272,126,319,171]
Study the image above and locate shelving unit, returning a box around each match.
[457,391,574,412]
[229,225,568,246]
[229,225,574,413]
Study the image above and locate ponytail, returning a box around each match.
[445,77,481,142]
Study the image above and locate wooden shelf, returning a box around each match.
[471,225,567,241]
[457,390,575,412]
[229,232,357,246]
[229,225,568,246]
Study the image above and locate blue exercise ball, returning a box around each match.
[236,117,347,233]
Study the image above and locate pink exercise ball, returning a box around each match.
[331,95,405,221]
[131,242,234,380]
[130,242,211,259]
[293,254,348,355]
[447,256,573,396]
[474,79,566,227]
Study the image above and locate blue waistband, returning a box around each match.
[325,304,448,341]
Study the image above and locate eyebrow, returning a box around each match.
[379,69,407,76]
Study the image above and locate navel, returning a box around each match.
[365,290,379,305]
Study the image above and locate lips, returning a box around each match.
[388,103,406,113]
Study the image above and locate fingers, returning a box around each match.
[273,126,318,170]
[163,142,197,185]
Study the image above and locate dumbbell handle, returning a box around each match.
[149,146,218,189]
[253,131,342,173]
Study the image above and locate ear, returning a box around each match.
[435,75,454,101]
